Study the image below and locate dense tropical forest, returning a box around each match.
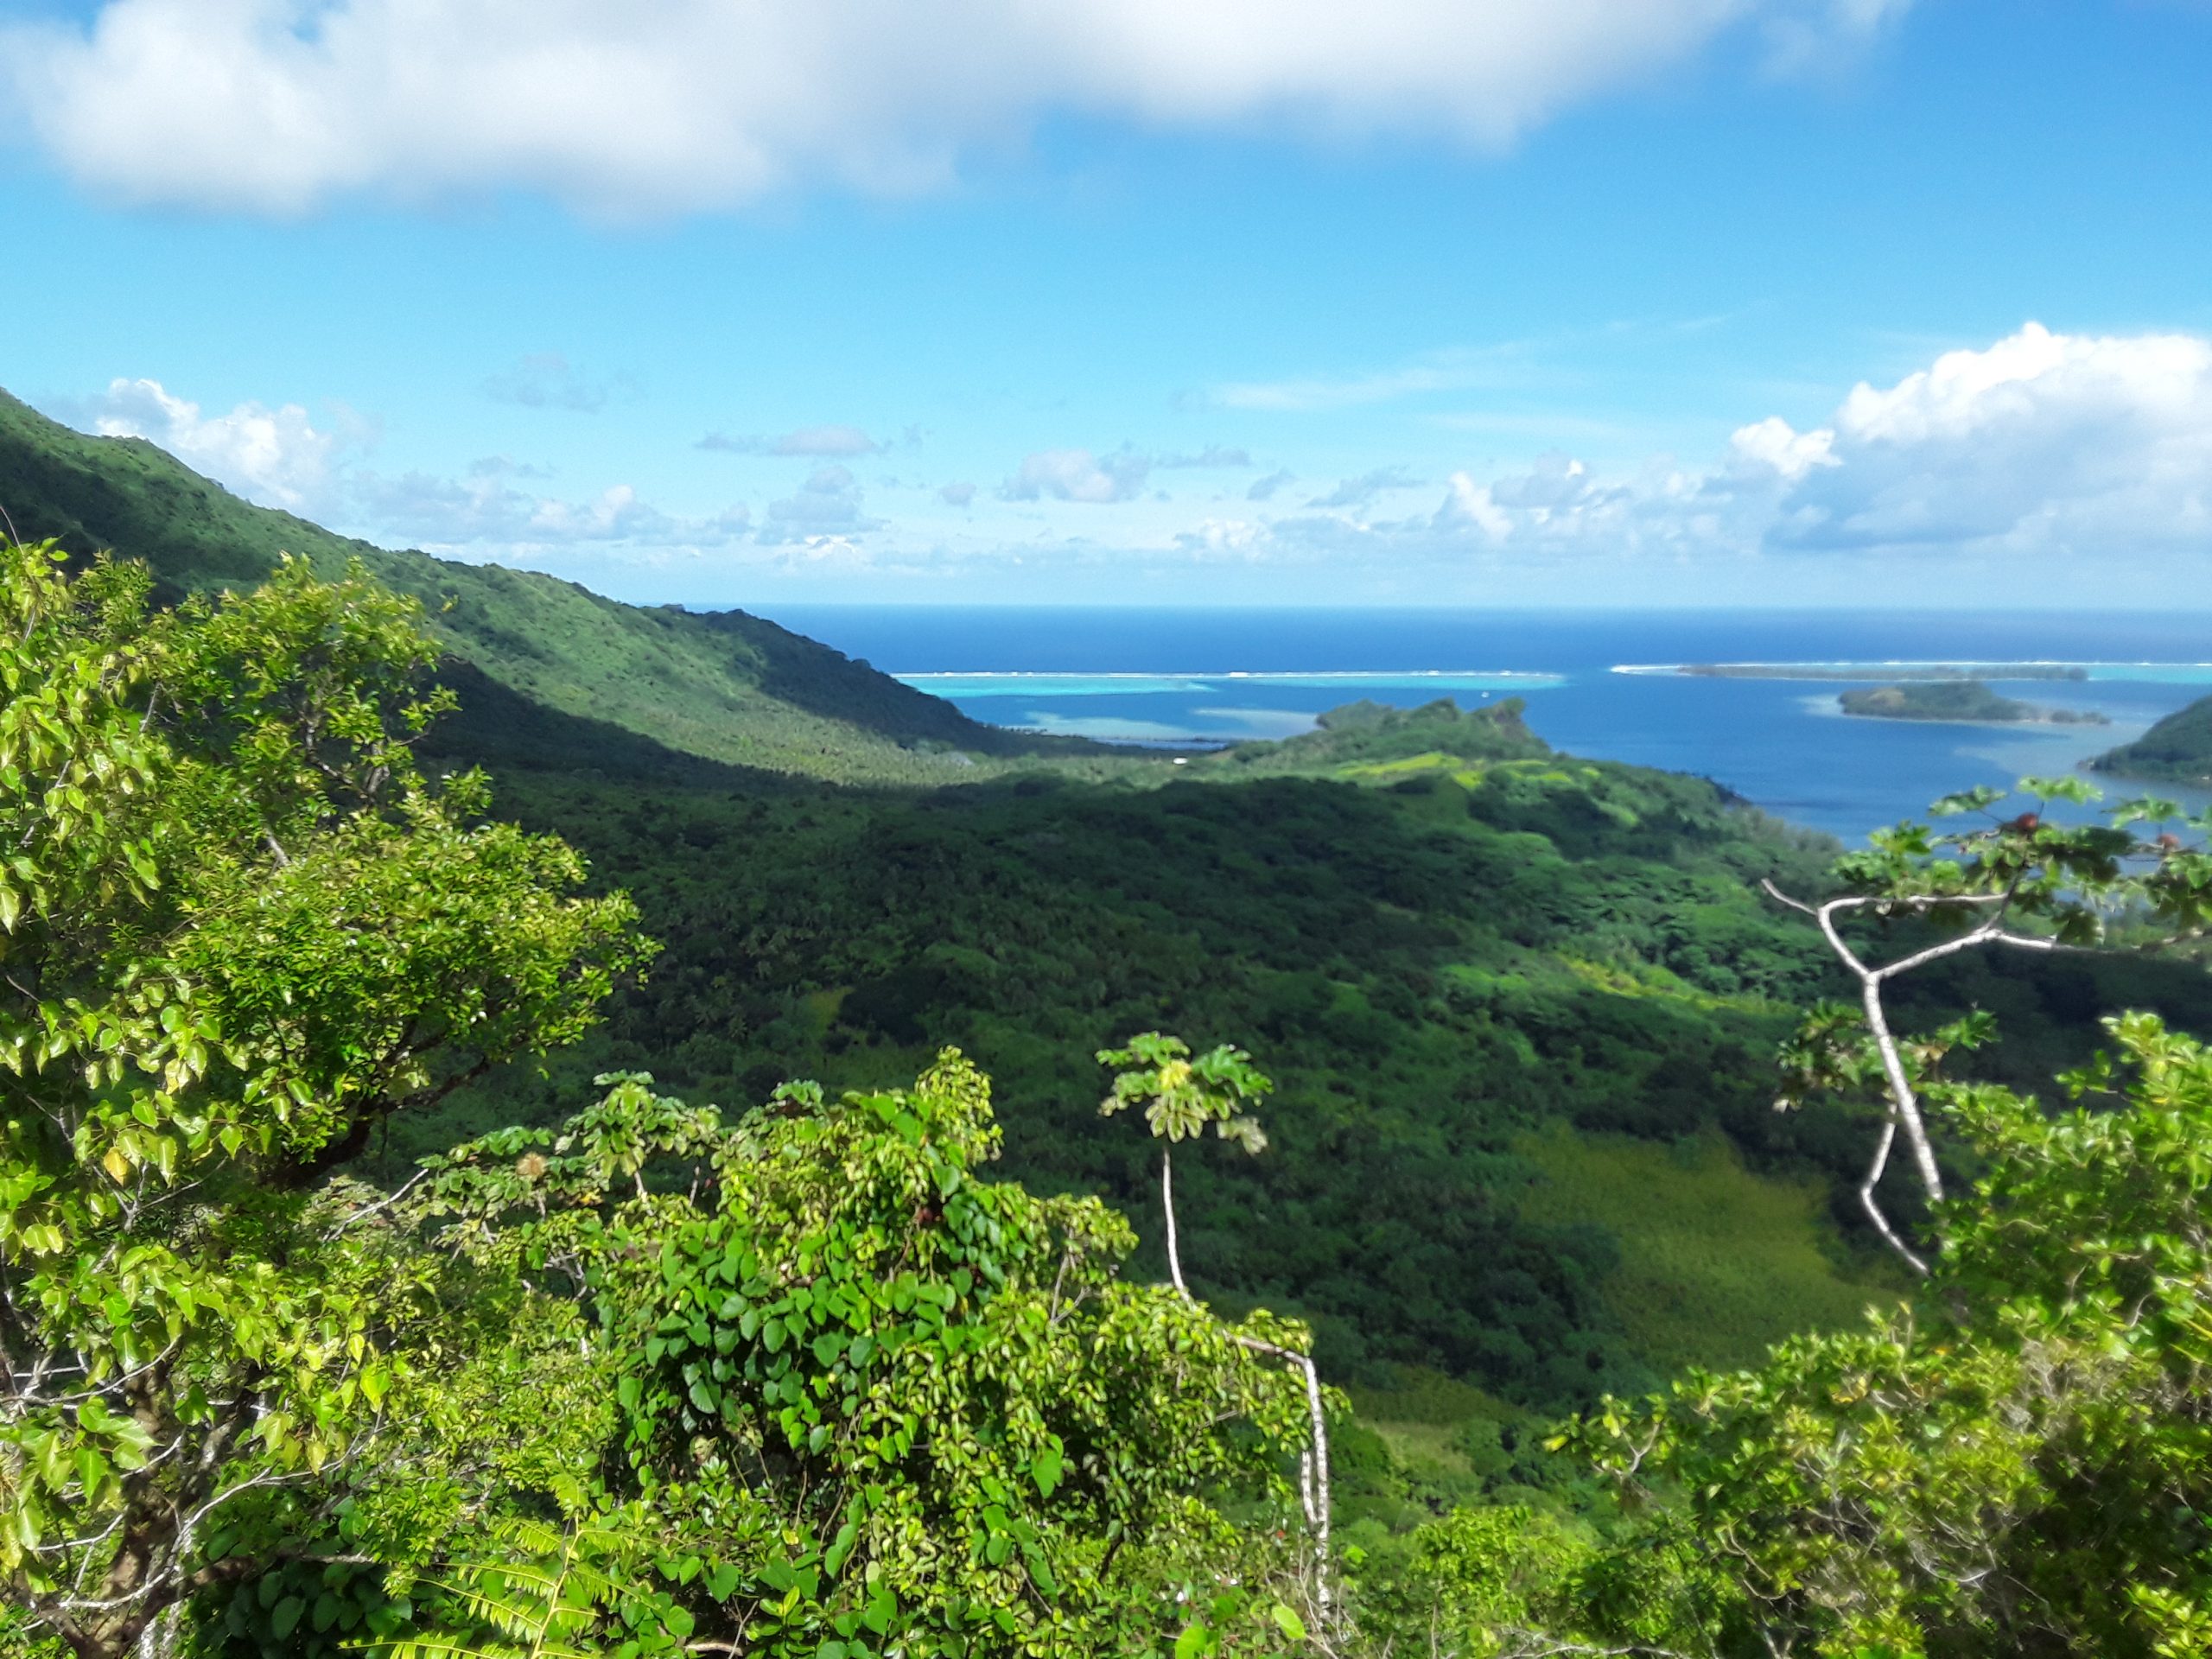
[2094,691,2212,786]
[5,407,2212,1658]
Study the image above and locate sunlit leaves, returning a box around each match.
[409,1053,1316,1657]
[0,543,646,1656]
[1097,1031,1273,1152]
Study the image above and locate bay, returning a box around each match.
[758,607,2212,843]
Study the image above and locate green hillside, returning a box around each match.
[0,386,1102,783]
[393,714,1893,1404]
[2092,692,2212,786]
[15,391,2210,1413]
[395,688,2212,1405]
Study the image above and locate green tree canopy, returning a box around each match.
[394,1053,1320,1657]
[0,543,647,1659]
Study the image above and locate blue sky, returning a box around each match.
[3,0,2212,607]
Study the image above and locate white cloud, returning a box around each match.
[759,463,879,542]
[1309,464,1425,509]
[74,376,751,552]
[84,377,340,512]
[1001,446,1150,504]
[1764,0,1913,73]
[699,424,880,456]
[938,480,977,507]
[1156,444,1252,467]
[1424,323,2212,564]
[1726,415,1835,482]
[358,464,749,547]
[4,0,1910,216]
[1211,360,1478,413]
[482,352,634,412]
[1758,321,2212,552]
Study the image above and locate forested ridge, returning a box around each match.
[0,387,1110,785]
[2094,690,2212,786]
[6,412,2212,1656]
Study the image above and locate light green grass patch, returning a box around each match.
[1560,955,1787,1015]
[1518,1125,1898,1376]
[1366,1420,1477,1476]
[1334,750,1462,781]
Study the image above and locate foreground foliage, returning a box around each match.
[1556,1014,2212,1657]
[10,546,2212,1659]
[1768,773,2212,1271]
[379,1056,1325,1658]
[0,544,645,1657]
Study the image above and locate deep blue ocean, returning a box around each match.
[758,607,2212,844]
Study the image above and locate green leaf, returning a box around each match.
[1031,1438,1064,1497]
[270,1596,306,1639]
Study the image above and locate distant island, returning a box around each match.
[2089,692,2212,785]
[1838,681,2110,725]
[1682,662,2090,682]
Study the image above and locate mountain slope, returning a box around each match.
[2091,693,2212,787]
[0,388,1088,783]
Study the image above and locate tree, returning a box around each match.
[0,543,648,1659]
[1096,1031,1270,1299]
[1347,1503,1728,1659]
[1764,776,2211,1270]
[395,1052,1320,1657]
[1564,1013,2212,1658]
[1098,1033,1340,1637]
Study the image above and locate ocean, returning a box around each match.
[757,607,2212,844]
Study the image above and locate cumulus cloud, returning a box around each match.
[1428,323,2212,564]
[1246,467,1294,501]
[759,463,879,542]
[938,480,977,507]
[81,377,341,512]
[1001,446,1150,504]
[481,352,633,412]
[3,0,1910,216]
[356,462,748,547]
[699,424,880,457]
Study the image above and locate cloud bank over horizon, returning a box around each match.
[4,0,1909,216]
[1427,323,2212,567]
[55,323,2212,602]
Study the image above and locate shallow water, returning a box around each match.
[757,607,2212,843]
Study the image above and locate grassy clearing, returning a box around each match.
[1518,1125,1898,1376]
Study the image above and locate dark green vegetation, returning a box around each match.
[395,691,2212,1413]
[11,400,2212,1656]
[2094,690,2212,785]
[9,554,2212,1658]
[406,706,1881,1402]
[1838,680,2107,723]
